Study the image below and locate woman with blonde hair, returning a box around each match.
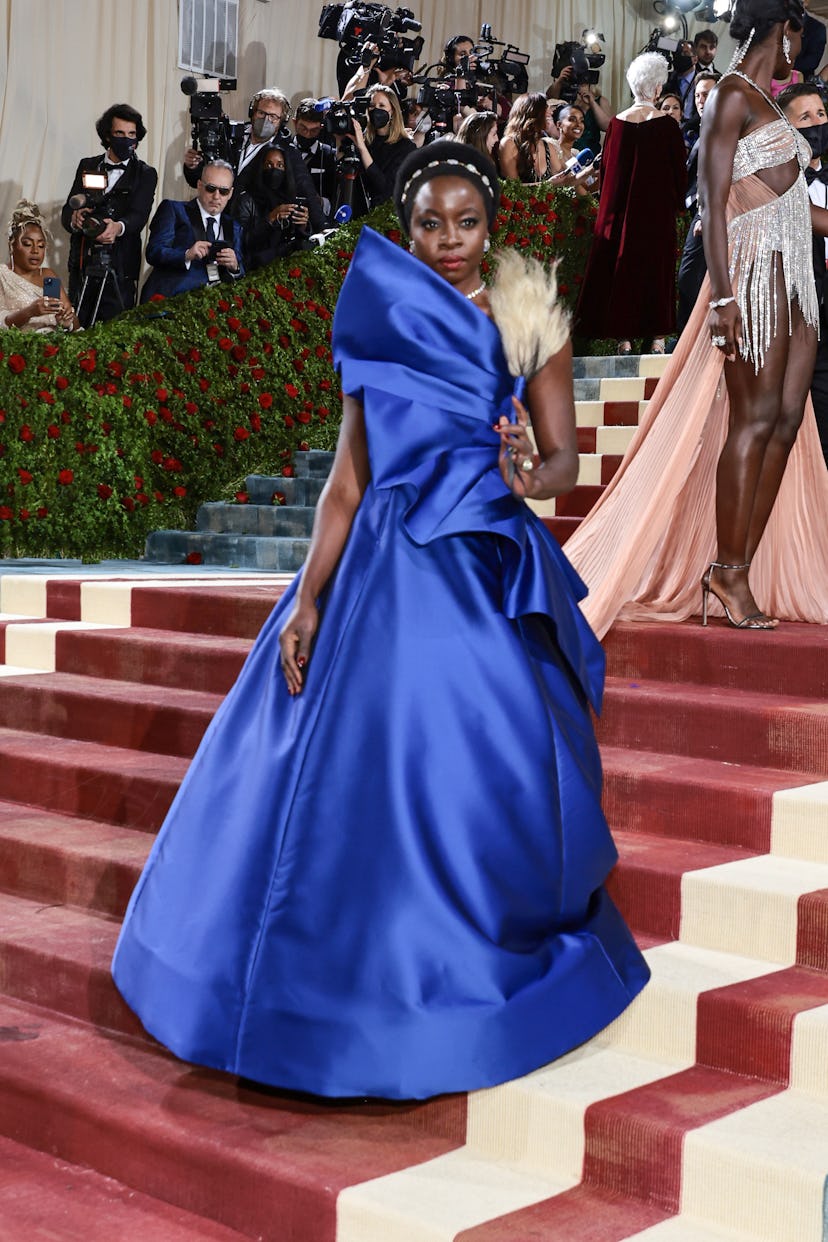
[1,201,77,332]
[349,83,416,217]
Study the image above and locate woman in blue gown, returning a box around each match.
[112,142,648,1100]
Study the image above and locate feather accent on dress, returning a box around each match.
[488,249,570,380]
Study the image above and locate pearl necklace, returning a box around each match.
[466,281,486,300]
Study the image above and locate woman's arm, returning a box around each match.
[498,136,519,180]
[698,81,749,360]
[495,340,579,502]
[279,393,371,694]
[811,203,828,237]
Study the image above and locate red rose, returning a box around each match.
[293,359,305,373]
[257,319,271,331]
[272,490,286,505]
[47,424,60,439]
[319,380,332,391]
[137,493,150,506]
[198,378,210,392]
[156,387,168,401]
[43,344,59,358]
[173,485,187,497]
[298,440,310,451]
[145,410,157,425]
[0,506,13,520]
[55,376,69,391]
[285,383,299,399]
[154,491,164,502]
[19,425,34,442]
[8,354,25,374]
[275,284,294,301]
[250,415,261,433]
[17,469,32,485]
[18,508,29,521]
[234,491,249,503]
[97,483,113,500]
[218,299,230,312]
[283,415,295,429]
[134,475,144,488]
[297,411,311,425]
[122,496,136,512]
[60,410,71,424]
[206,325,219,339]
[78,356,96,373]
[218,337,233,352]
[233,426,250,441]
[185,551,203,565]
[258,392,273,409]
[185,402,198,415]
[281,465,295,477]
[149,293,166,302]
[58,469,74,485]
[123,396,133,408]
[231,344,247,361]
[36,506,48,518]
[189,348,201,362]
[213,443,225,456]
[227,317,241,331]
[238,327,251,343]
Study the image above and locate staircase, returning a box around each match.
[143,353,665,568]
[0,351,826,1241]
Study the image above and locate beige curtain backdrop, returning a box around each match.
[0,0,739,281]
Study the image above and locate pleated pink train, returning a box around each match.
[565,172,828,640]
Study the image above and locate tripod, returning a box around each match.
[76,245,126,328]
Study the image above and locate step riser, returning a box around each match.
[196,503,316,539]
[145,531,310,572]
[0,753,178,831]
[0,834,140,918]
[56,630,250,695]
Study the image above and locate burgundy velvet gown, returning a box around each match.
[576,114,688,340]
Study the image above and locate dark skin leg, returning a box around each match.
[712,278,816,623]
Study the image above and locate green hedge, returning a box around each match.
[0,182,598,560]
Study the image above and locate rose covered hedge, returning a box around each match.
[0,181,598,560]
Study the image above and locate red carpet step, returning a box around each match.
[0,552,826,1240]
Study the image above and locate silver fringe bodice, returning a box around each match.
[728,119,819,371]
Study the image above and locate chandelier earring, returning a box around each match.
[728,26,756,70]
[409,239,416,253]
[783,33,793,65]
[483,237,491,253]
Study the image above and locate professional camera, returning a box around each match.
[318,3,424,73]
[180,75,241,163]
[473,23,530,96]
[642,28,686,70]
[67,172,111,245]
[318,95,371,140]
[551,38,606,102]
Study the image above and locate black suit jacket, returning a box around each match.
[140,198,244,302]
[61,154,157,281]
[184,127,325,231]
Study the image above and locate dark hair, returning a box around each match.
[95,103,147,147]
[777,81,827,110]
[294,98,320,121]
[250,147,296,208]
[730,0,805,45]
[693,29,719,47]
[455,110,498,160]
[694,72,720,87]
[394,138,500,230]
[552,102,585,126]
[440,33,474,74]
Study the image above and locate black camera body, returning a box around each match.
[552,40,605,102]
[474,24,531,96]
[321,94,372,140]
[180,75,242,164]
[319,3,424,73]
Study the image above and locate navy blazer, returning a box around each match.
[140,198,244,302]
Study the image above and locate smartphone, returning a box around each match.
[42,275,61,300]
[292,196,308,219]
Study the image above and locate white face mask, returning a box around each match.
[415,114,432,134]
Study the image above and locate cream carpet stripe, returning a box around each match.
[79,576,292,625]
[0,665,43,677]
[3,621,120,672]
[680,856,828,964]
[790,1004,828,1098]
[679,1091,828,1242]
[336,1149,571,1242]
[771,781,828,865]
[594,942,778,1065]
[622,1217,766,1240]
[0,575,49,616]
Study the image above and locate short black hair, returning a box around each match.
[778,81,827,110]
[730,0,805,46]
[394,139,500,231]
[95,103,147,147]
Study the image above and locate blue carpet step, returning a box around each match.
[244,473,327,506]
[196,503,315,538]
[144,531,310,571]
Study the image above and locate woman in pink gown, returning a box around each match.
[566,0,828,639]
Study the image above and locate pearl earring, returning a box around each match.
[483,238,491,253]
[409,240,415,253]
[783,33,792,65]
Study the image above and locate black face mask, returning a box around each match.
[673,53,694,75]
[109,135,137,161]
[800,123,828,159]
[295,133,317,152]
[262,167,286,193]
[369,108,391,131]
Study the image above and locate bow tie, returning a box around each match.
[104,162,126,172]
[808,166,828,187]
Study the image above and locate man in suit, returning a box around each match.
[182,88,326,232]
[676,73,718,336]
[61,103,157,327]
[291,98,338,225]
[140,160,243,302]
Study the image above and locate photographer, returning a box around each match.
[344,84,416,217]
[341,40,411,102]
[61,103,157,327]
[234,149,311,271]
[183,88,325,232]
[140,160,243,302]
[291,99,338,223]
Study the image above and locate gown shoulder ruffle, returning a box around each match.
[112,227,649,1100]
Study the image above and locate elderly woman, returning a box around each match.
[1,201,77,332]
[576,52,687,352]
[348,84,416,217]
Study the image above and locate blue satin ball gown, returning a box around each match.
[112,228,649,1100]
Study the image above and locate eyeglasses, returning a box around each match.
[202,184,233,196]
[254,110,282,121]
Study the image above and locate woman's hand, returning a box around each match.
[291,204,310,230]
[55,302,75,330]
[708,300,742,363]
[278,599,319,696]
[351,117,368,154]
[495,396,538,498]
[269,203,295,224]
